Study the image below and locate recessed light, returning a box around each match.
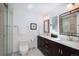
[28,4,33,9]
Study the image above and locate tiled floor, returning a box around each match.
[12,48,44,56]
[27,48,44,56]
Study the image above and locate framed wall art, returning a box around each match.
[30,23,37,30]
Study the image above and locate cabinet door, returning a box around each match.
[46,40,60,56]
[38,36,45,52]
[60,45,71,56]
[61,45,79,56]
[69,47,79,56]
[38,36,42,49]
[49,47,59,56]
[38,36,44,47]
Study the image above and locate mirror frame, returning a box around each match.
[44,20,50,33]
[59,7,79,37]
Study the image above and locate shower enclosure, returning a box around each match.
[0,3,13,56]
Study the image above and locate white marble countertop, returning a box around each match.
[39,34,79,50]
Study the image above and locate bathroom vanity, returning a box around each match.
[38,7,79,56]
[37,35,79,56]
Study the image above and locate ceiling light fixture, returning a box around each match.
[67,3,79,11]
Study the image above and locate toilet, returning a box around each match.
[19,40,29,56]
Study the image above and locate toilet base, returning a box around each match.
[19,48,30,56]
[19,47,36,56]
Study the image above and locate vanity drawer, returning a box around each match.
[44,45,49,48]
[44,39,58,47]
[44,38,53,44]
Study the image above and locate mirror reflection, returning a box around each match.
[59,8,79,37]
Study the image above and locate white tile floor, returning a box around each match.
[12,48,44,56]
[27,48,44,56]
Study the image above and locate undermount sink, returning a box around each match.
[58,35,79,42]
[66,37,79,42]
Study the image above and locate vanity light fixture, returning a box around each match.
[43,16,50,20]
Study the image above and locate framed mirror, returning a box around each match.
[44,20,50,33]
[59,7,79,37]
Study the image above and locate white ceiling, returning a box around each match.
[9,3,68,17]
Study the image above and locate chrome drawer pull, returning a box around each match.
[59,49,61,53]
[61,49,63,55]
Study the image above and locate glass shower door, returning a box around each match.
[7,7,13,55]
[4,5,13,56]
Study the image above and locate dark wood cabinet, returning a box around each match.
[37,36,79,56]
[38,36,61,56]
